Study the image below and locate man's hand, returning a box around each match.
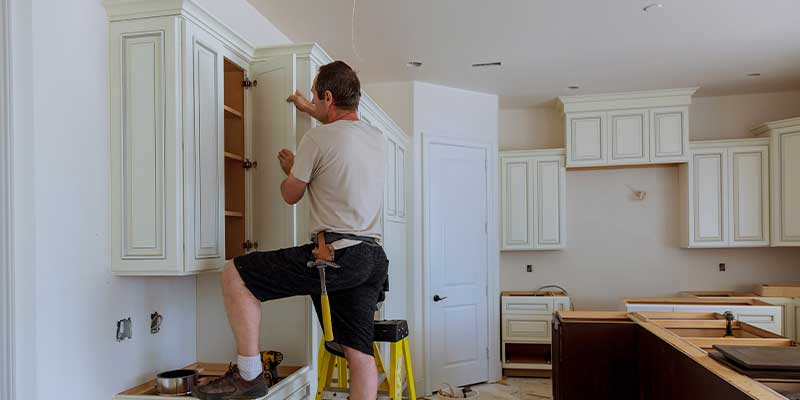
[286,90,314,115]
[278,149,294,176]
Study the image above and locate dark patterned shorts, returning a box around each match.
[233,242,389,357]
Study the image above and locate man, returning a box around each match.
[194,61,388,400]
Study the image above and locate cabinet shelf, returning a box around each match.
[225,210,243,218]
[224,105,243,119]
[224,151,244,161]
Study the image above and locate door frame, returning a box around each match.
[420,132,500,393]
[1,0,14,397]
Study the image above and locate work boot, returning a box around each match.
[193,364,267,400]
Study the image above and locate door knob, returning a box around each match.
[433,295,447,302]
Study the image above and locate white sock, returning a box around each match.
[237,354,263,381]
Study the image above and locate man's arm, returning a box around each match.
[286,90,323,123]
[280,174,307,205]
[278,148,307,205]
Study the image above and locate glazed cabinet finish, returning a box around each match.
[109,16,227,275]
[753,117,800,246]
[500,149,566,251]
[558,88,697,168]
[679,139,770,248]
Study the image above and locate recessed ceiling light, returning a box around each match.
[567,85,580,90]
[747,73,762,77]
[472,61,502,68]
[643,3,663,12]
[406,61,423,68]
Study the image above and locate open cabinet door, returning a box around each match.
[249,54,311,366]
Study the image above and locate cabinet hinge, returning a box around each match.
[243,77,257,89]
[242,159,257,169]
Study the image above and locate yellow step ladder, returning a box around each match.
[316,320,416,400]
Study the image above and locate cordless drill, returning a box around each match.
[260,350,284,386]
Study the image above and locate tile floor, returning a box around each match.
[466,378,552,400]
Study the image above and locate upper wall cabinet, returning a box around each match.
[106,4,252,275]
[752,117,800,247]
[500,149,567,251]
[557,88,697,168]
[678,139,770,248]
[105,2,411,276]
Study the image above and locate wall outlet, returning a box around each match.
[116,317,132,342]
[526,264,533,273]
[719,263,726,272]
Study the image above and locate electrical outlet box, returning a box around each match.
[719,263,726,272]
[526,264,533,272]
[116,317,132,342]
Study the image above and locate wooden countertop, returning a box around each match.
[557,311,792,400]
[624,297,775,306]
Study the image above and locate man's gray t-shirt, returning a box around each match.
[291,119,385,245]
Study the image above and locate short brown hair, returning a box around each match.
[315,61,361,110]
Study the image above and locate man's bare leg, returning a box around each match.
[343,345,378,400]
[221,260,261,356]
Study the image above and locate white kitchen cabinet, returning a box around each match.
[679,139,770,248]
[752,117,800,246]
[108,15,233,275]
[500,149,566,251]
[501,293,571,371]
[557,88,697,168]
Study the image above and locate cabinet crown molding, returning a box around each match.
[689,138,770,149]
[556,87,699,114]
[103,0,255,61]
[751,116,800,136]
[252,43,332,66]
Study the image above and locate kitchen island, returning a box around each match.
[553,311,799,400]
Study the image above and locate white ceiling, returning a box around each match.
[247,0,800,108]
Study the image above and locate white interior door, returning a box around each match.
[425,137,489,389]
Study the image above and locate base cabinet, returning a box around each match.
[624,303,783,335]
[752,117,800,246]
[500,149,566,251]
[679,139,770,248]
[501,294,570,372]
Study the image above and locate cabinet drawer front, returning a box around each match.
[502,298,554,315]
[503,318,551,342]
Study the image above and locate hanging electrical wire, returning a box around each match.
[351,0,364,62]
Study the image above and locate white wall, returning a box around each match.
[7,1,292,399]
[499,91,800,310]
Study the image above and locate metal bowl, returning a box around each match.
[155,369,198,396]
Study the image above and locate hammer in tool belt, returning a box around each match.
[308,231,339,342]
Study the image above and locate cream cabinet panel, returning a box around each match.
[501,159,532,250]
[693,150,727,246]
[534,157,566,249]
[651,106,689,162]
[729,147,769,246]
[566,112,605,166]
[781,132,800,243]
[385,137,398,217]
[500,149,566,251]
[680,139,770,248]
[184,24,225,270]
[608,109,649,165]
[753,117,800,246]
[502,317,551,343]
[396,145,406,218]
